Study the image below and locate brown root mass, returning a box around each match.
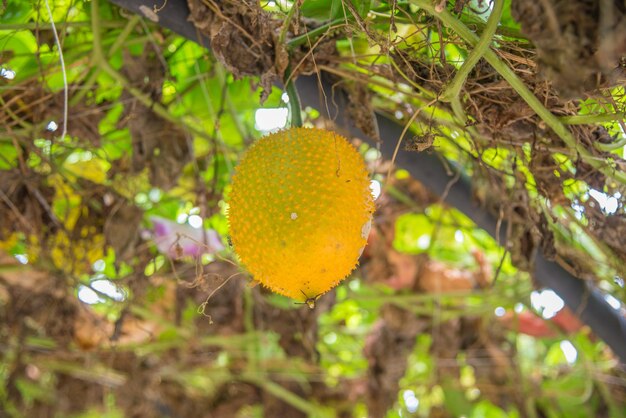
[512,0,626,98]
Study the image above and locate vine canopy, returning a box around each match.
[1,0,625,417]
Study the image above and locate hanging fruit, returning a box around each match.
[228,127,375,303]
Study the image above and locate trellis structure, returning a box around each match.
[107,0,626,363]
[2,1,626,416]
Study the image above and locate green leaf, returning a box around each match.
[499,0,522,31]
[471,400,511,418]
[300,0,342,20]
[0,0,34,24]
[0,141,18,169]
[0,29,40,79]
[443,386,473,417]
[393,213,434,254]
[541,371,595,417]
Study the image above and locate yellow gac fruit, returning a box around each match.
[228,127,375,302]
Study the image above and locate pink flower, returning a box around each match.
[149,216,224,258]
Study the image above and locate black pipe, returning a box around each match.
[107,0,626,364]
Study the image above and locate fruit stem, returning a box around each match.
[285,65,303,128]
[278,0,300,45]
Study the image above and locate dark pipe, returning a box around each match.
[108,0,626,364]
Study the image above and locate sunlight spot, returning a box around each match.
[570,201,585,219]
[46,121,58,132]
[66,151,93,163]
[281,92,289,103]
[364,148,381,162]
[494,306,506,317]
[370,179,381,200]
[255,108,288,132]
[0,68,16,80]
[92,279,125,301]
[394,110,403,119]
[163,83,176,96]
[103,193,114,206]
[34,138,51,153]
[67,5,80,18]
[560,340,578,364]
[514,303,524,313]
[413,361,427,374]
[589,189,620,214]
[14,254,28,264]
[403,390,419,413]
[605,294,622,310]
[454,229,464,243]
[329,364,342,377]
[531,289,564,319]
[92,259,105,272]
[467,388,480,400]
[134,193,148,205]
[148,188,162,202]
[339,350,353,362]
[417,235,430,250]
[323,332,337,345]
[78,286,100,304]
[176,213,188,224]
[346,312,362,328]
[267,0,276,6]
[188,214,203,229]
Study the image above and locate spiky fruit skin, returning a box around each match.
[228,127,374,301]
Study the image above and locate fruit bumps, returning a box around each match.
[228,127,375,302]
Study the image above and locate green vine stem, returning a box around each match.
[410,0,626,185]
[559,112,626,125]
[243,286,259,375]
[559,112,626,151]
[442,0,502,140]
[71,14,141,105]
[278,2,303,128]
[595,137,626,152]
[0,20,126,31]
[284,9,524,51]
[0,264,29,273]
[278,0,300,45]
[213,63,251,139]
[240,374,333,417]
[287,18,346,50]
[441,0,503,102]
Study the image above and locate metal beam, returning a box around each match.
[108,0,626,364]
